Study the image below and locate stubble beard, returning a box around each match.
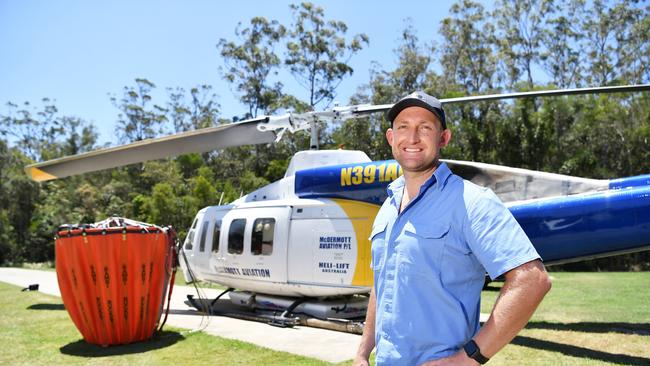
[405,158,439,176]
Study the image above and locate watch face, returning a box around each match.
[464,340,478,356]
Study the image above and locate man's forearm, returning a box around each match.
[474,260,551,358]
[354,288,377,363]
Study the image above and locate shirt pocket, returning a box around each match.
[370,221,388,271]
[397,221,450,278]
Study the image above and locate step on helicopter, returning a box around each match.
[26,84,650,323]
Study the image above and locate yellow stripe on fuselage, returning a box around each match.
[331,198,380,287]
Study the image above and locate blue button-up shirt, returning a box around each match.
[371,162,540,365]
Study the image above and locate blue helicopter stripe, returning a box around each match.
[295,161,650,265]
[510,185,650,264]
[609,174,650,190]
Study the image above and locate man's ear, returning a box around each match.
[440,129,452,148]
[386,128,394,147]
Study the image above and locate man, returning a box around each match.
[353,91,551,365]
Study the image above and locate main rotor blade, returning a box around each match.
[25,117,275,182]
[440,84,650,104]
[347,84,650,116]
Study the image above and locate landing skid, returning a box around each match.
[185,294,365,334]
[186,294,301,327]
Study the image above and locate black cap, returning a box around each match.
[386,91,446,129]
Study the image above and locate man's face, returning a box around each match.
[386,106,452,175]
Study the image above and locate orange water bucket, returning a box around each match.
[55,218,176,346]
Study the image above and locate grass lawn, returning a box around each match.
[481,272,650,365]
[1,272,649,365]
[0,281,346,366]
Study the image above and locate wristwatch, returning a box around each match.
[463,339,490,364]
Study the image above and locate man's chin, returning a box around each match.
[399,160,438,174]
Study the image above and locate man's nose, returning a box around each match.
[406,127,420,143]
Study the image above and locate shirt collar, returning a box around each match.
[433,162,452,191]
[386,162,453,199]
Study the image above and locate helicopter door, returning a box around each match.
[221,206,290,284]
[185,207,230,282]
[192,215,214,278]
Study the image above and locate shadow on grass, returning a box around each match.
[482,284,502,292]
[513,335,650,365]
[59,330,184,357]
[28,303,65,311]
[526,321,650,336]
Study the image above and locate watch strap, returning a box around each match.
[463,339,490,364]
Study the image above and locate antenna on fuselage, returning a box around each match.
[309,120,319,150]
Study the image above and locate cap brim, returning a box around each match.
[386,99,446,129]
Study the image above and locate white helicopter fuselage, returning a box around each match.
[178,146,636,298]
[179,150,381,297]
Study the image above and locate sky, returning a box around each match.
[0,0,458,145]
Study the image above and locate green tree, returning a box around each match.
[0,140,15,263]
[6,152,42,262]
[495,93,555,170]
[540,11,582,88]
[264,158,290,182]
[440,0,502,162]
[580,0,614,84]
[556,93,649,178]
[624,94,650,175]
[286,2,369,108]
[493,0,556,89]
[217,17,286,119]
[0,98,102,264]
[440,0,498,94]
[572,0,646,85]
[1,99,64,161]
[610,0,650,84]
[56,116,99,157]
[367,21,435,101]
[176,153,206,179]
[190,166,218,208]
[239,171,269,194]
[148,183,178,226]
[216,15,294,183]
[166,85,221,132]
[111,78,167,143]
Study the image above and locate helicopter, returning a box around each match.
[25,84,650,320]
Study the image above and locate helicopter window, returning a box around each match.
[211,220,221,253]
[185,230,194,250]
[199,221,209,252]
[184,217,199,250]
[228,219,246,255]
[251,218,274,256]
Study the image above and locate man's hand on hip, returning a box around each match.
[352,355,370,366]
